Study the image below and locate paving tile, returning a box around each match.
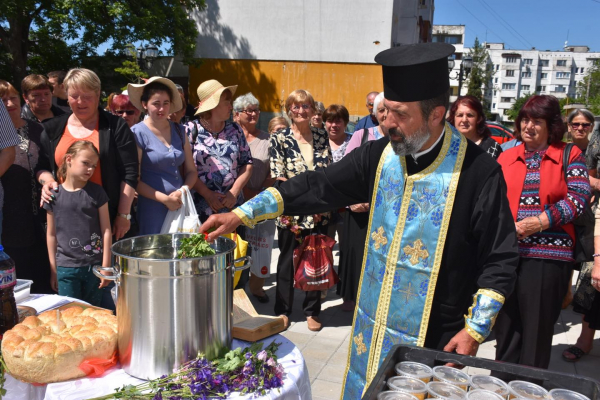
[328,349,350,367]
[288,319,320,335]
[280,331,315,350]
[316,325,351,340]
[573,354,600,380]
[302,345,338,364]
[305,361,325,383]
[317,364,346,384]
[312,378,343,399]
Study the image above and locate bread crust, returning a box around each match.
[1,306,117,383]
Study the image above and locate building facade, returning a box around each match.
[188,0,434,128]
[432,25,466,104]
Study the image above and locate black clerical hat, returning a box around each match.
[374,43,455,102]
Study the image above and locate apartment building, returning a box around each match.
[432,25,466,104]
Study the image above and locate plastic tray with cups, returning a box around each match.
[368,345,600,400]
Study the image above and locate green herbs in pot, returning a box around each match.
[177,233,216,258]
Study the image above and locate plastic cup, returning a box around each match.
[549,389,591,400]
[378,390,420,400]
[395,361,434,383]
[428,381,468,400]
[387,376,429,400]
[432,366,471,391]
[469,375,510,397]
[508,381,550,400]
[467,389,506,400]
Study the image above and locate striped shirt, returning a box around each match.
[517,149,590,262]
[0,102,21,209]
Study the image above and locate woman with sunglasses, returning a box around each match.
[563,109,600,362]
[109,94,141,128]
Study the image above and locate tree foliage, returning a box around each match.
[114,45,149,86]
[465,38,493,119]
[506,93,533,121]
[0,0,205,85]
[576,60,600,115]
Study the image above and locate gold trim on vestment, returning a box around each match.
[477,288,506,304]
[232,187,284,228]
[340,144,392,400]
[465,324,485,343]
[416,125,467,346]
[232,208,254,228]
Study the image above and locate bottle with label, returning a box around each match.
[0,245,18,336]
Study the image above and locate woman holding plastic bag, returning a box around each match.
[128,77,197,235]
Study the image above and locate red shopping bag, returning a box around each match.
[293,234,338,291]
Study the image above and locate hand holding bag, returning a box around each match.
[293,234,338,291]
[159,186,201,234]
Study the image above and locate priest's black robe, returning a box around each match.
[272,134,519,349]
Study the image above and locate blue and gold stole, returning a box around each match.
[341,124,467,399]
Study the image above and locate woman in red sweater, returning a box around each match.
[494,95,591,377]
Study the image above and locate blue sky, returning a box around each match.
[434,0,600,52]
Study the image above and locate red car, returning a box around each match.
[487,122,515,144]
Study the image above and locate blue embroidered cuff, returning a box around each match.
[464,289,505,343]
[232,187,284,228]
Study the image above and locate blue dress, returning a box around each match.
[132,121,186,235]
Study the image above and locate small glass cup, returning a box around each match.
[387,376,429,400]
[469,375,510,397]
[467,389,506,400]
[549,389,591,400]
[378,390,420,400]
[428,381,468,400]
[432,366,471,391]
[395,361,434,383]
[508,381,550,400]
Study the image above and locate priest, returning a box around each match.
[200,42,519,399]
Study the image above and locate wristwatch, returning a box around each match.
[117,213,131,220]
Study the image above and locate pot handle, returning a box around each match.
[92,265,119,281]
[233,256,252,272]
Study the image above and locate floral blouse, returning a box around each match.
[184,120,252,221]
[269,127,332,231]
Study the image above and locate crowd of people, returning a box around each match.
[0,42,599,396]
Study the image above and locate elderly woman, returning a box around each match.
[563,109,600,362]
[40,68,138,242]
[324,104,352,163]
[184,80,252,223]
[128,77,196,235]
[448,95,502,159]
[310,101,325,129]
[109,94,141,128]
[268,117,289,134]
[168,93,188,124]
[494,95,591,375]
[233,92,276,302]
[0,80,52,294]
[270,89,331,331]
[337,93,387,312]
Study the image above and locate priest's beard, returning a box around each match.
[389,123,431,156]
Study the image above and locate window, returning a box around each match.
[493,103,496,109]
[555,85,566,92]
[557,60,567,66]
[496,65,500,71]
[432,35,462,44]
[581,68,585,73]
[506,70,515,77]
[505,57,517,63]
[494,90,497,96]
[537,85,546,92]
[494,77,498,83]
[522,85,531,91]
[540,73,548,79]
[539,60,549,67]
[556,72,570,79]
[521,71,532,78]
[502,83,516,90]
[501,97,513,102]
[523,59,533,65]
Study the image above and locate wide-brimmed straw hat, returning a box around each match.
[127,77,182,113]
[195,79,237,115]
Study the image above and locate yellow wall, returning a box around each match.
[189,59,383,117]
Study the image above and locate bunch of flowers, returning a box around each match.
[87,342,283,400]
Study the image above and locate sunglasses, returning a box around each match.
[115,110,136,116]
[570,122,592,129]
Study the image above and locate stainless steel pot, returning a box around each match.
[93,233,250,380]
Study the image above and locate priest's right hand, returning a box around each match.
[200,212,243,242]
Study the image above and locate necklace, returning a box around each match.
[199,118,223,138]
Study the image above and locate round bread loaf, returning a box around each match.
[1,306,117,383]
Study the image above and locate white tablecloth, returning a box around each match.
[5,296,311,400]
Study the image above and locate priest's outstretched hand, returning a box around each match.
[442,328,480,368]
[200,212,243,242]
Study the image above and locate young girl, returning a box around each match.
[44,140,111,306]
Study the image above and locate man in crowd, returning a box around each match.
[352,91,379,132]
[200,43,519,399]
[47,71,71,113]
[21,74,66,123]
[0,102,20,242]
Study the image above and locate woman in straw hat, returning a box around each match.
[128,77,197,235]
[184,79,253,223]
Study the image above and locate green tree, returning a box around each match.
[114,45,149,86]
[465,38,493,118]
[578,60,600,106]
[506,93,534,121]
[0,0,205,85]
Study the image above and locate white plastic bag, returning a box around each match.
[159,186,201,234]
